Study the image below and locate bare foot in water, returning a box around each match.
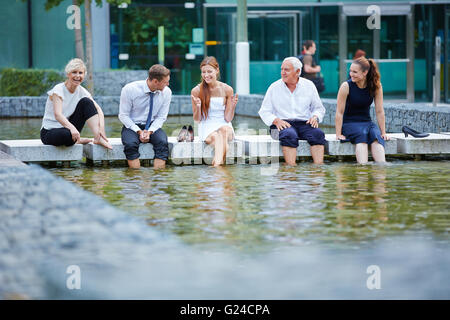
[212,158,223,167]
[94,137,113,150]
[77,138,93,144]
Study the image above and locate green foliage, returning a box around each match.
[0,68,64,96]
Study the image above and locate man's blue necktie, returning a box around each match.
[144,92,155,131]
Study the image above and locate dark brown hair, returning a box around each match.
[353,57,381,97]
[199,56,220,120]
[148,64,170,81]
[302,40,315,50]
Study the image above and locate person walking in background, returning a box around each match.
[299,40,325,93]
[259,57,326,165]
[119,64,171,169]
[40,58,112,150]
[191,56,238,167]
[335,57,389,164]
[353,49,366,60]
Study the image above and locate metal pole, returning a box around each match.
[406,6,415,102]
[433,36,441,106]
[236,0,249,94]
[444,7,449,103]
[338,5,347,85]
[27,0,33,68]
[203,4,207,57]
[158,26,164,65]
[373,29,380,60]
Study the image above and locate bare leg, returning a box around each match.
[127,158,140,169]
[211,132,225,167]
[310,145,324,164]
[77,138,93,144]
[371,141,386,163]
[282,146,297,166]
[153,158,166,169]
[205,132,221,166]
[218,126,234,164]
[355,143,369,164]
[86,114,112,149]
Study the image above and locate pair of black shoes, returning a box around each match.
[178,125,194,142]
[402,126,429,138]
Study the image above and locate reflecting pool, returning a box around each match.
[48,161,450,254]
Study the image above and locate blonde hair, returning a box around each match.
[65,58,87,75]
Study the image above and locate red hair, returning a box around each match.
[199,56,220,120]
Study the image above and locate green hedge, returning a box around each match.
[0,68,64,96]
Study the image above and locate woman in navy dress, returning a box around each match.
[335,57,389,164]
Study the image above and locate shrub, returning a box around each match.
[0,68,64,96]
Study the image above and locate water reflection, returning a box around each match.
[48,161,450,252]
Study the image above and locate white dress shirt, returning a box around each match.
[258,77,325,126]
[118,79,172,133]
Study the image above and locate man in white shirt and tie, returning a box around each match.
[258,57,326,165]
[119,64,172,169]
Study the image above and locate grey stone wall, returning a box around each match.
[1,94,449,133]
[92,70,148,96]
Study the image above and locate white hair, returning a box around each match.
[65,58,87,75]
[283,57,303,76]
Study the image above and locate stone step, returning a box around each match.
[236,134,399,157]
[83,137,245,164]
[389,133,450,154]
[0,139,83,162]
[83,138,154,161]
[326,134,398,155]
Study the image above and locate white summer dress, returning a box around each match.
[198,97,234,141]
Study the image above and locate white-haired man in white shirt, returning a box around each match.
[258,57,326,165]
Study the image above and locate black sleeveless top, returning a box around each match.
[343,79,373,123]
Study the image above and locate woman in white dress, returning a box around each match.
[191,56,238,166]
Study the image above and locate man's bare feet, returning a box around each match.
[77,138,93,144]
[94,137,113,149]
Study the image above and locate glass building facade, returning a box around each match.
[1,0,449,102]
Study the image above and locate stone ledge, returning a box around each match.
[2,133,449,164]
[389,133,450,154]
[327,135,398,155]
[83,137,245,164]
[0,140,83,162]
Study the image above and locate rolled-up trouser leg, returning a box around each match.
[121,126,141,160]
[276,126,300,148]
[149,128,169,161]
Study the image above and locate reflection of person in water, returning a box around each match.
[334,166,388,234]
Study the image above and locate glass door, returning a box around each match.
[231,11,301,94]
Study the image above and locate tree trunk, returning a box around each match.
[74,0,84,60]
[84,0,94,94]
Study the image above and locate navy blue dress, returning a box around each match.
[342,79,384,147]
